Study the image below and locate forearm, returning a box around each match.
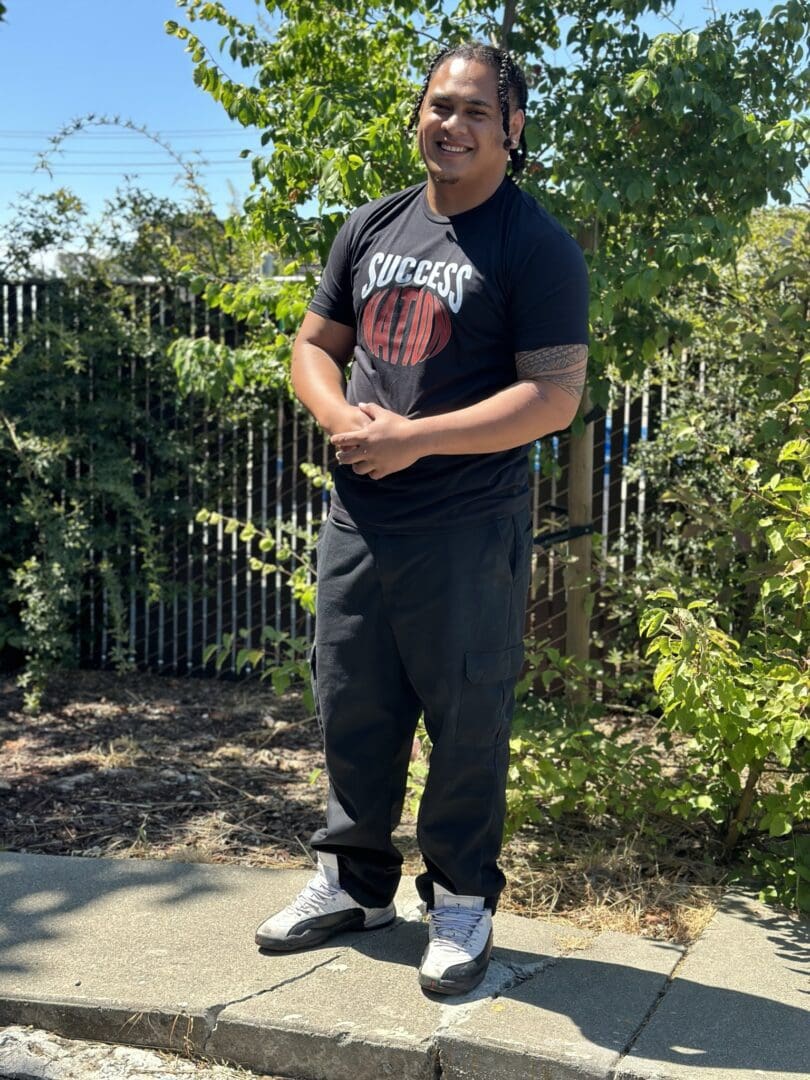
[291,342,358,437]
[332,381,581,480]
[410,380,578,456]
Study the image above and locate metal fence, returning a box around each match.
[1,279,654,678]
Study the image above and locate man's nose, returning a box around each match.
[441,111,467,136]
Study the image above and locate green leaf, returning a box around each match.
[523,119,543,152]
[653,658,675,693]
[767,662,801,682]
[768,813,792,838]
[779,439,808,463]
[643,609,668,637]
[647,588,678,602]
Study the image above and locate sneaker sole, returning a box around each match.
[418,966,488,995]
[255,909,396,952]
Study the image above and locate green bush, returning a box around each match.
[640,395,809,909]
[196,506,319,710]
[0,183,282,705]
[506,209,809,911]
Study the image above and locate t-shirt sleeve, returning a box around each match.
[510,231,589,351]
[308,217,356,328]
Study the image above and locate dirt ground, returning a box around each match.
[0,669,724,944]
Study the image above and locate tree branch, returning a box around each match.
[499,0,517,49]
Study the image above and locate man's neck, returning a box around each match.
[424,173,506,217]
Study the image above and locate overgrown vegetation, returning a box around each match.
[0,181,273,709]
[195,508,319,710]
[495,211,809,911]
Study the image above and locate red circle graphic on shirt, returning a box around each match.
[360,286,451,367]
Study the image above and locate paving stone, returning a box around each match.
[437,932,683,1080]
[615,890,810,1080]
[208,883,572,1079]
[3,853,804,1080]
[0,852,319,1053]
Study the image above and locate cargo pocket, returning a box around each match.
[455,644,524,746]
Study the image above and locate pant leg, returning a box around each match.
[374,509,533,912]
[309,516,421,908]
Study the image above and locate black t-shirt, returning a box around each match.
[309,176,589,532]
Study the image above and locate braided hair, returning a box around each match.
[408,43,529,177]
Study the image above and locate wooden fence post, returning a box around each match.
[565,388,594,702]
[564,217,599,704]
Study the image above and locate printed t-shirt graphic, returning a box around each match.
[361,285,451,366]
[358,252,473,366]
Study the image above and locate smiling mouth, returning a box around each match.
[437,141,471,155]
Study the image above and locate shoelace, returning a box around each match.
[430,905,484,951]
[288,873,342,917]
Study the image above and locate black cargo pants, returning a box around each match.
[309,506,532,913]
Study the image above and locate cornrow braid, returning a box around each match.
[408,42,529,177]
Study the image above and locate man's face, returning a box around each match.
[417,57,524,200]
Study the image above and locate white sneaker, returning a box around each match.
[254,852,396,951]
[418,883,493,995]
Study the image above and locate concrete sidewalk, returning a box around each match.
[0,853,807,1080]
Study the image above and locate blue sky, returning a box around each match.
[0,0,266,228]
[0,0,749,232]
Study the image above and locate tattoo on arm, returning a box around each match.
[515,344,588,400]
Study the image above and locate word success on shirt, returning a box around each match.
[360,251,473,314]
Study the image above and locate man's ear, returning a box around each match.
[509,108,525,148]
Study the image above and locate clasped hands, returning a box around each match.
[331,402,421,481]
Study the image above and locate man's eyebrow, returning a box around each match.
[428,93,494,109]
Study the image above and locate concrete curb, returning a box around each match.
[1,854,806,1080]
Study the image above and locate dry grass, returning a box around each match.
[498,817,725,944]
[0,669,727,944]
[397,815,724,944]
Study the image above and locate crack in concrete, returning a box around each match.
[491,952,559,995]
[195,937,603,1073]
[607,942,690,1080]
[429,1042,443,1079]
[422,948,560,1080]
[332,1029,358,1048]
[201,952,345,1051]
[427,951,560,1044]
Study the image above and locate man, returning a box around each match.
[255,42,588,996]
